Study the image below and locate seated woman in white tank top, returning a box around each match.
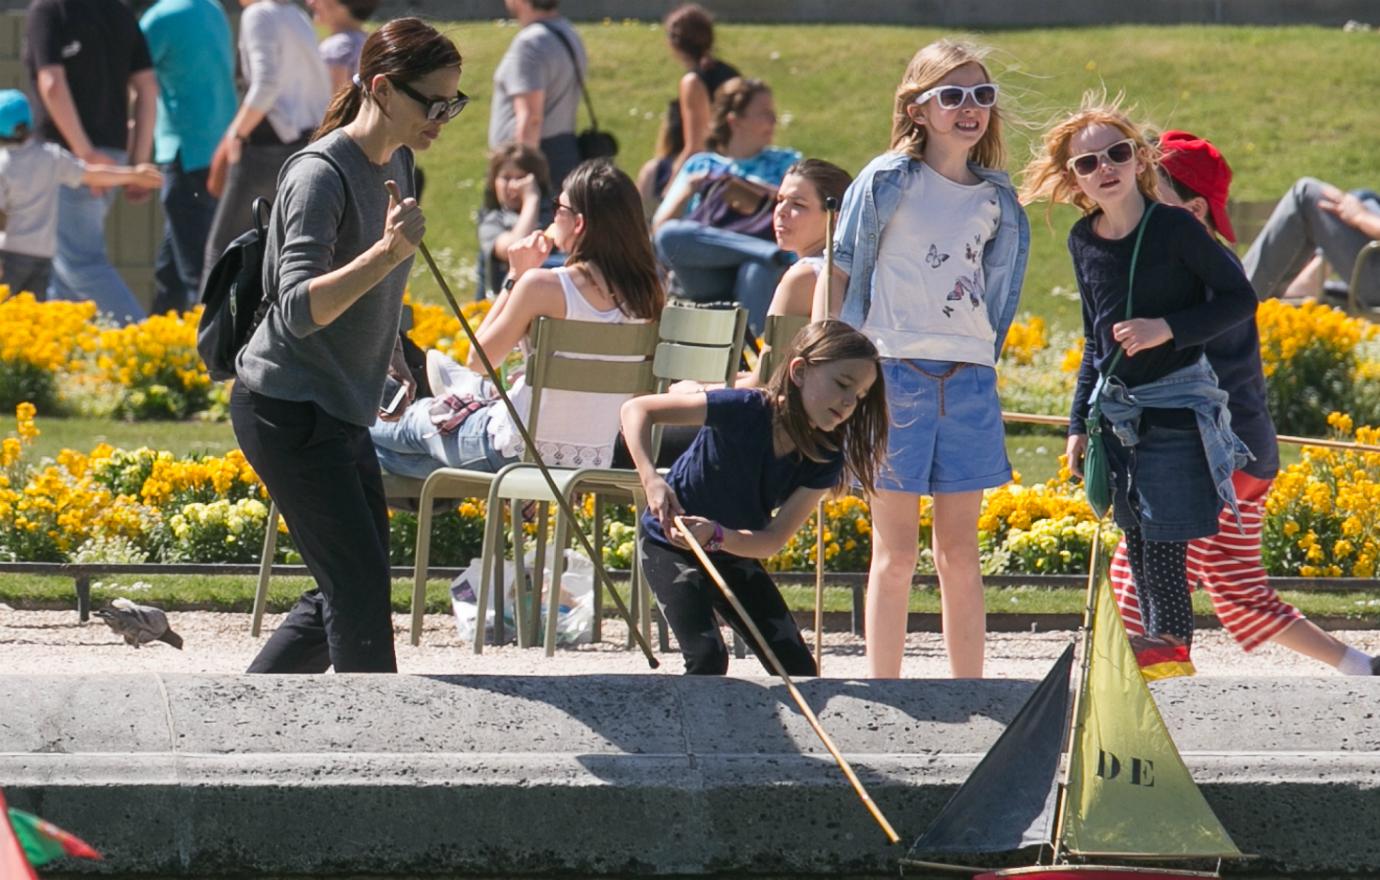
[371,160,665,477]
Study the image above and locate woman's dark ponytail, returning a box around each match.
[312,18,462,142]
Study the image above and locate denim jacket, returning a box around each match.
[832,151,1031,362]
[1094,356,1252,525]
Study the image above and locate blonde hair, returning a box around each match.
[1018,90,1160,217]
[889,38,1004,169]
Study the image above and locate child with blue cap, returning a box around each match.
[0,90,162,297]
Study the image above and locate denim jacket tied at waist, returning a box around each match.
[831,151,1031,362]
[1094,356,1253,526]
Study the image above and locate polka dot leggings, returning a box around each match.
[1123,525,1194,644]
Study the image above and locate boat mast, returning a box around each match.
[1049,525,1108,866]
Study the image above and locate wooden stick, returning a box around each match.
[673,515,901,845]
[812,197,839,673]
[814,498,825,673]
[1001,410,1380,454]
[418,242,660,669]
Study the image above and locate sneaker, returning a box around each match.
[426,348,491,401]
[1130,633,1196,681]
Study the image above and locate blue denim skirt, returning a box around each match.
[1103,415,1222,542]
[877,358,1012,496]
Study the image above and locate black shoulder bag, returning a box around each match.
[539,21,618,160]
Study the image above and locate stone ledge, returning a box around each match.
[1,674,1377,875]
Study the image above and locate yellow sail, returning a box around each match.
[1060,570,1241,859]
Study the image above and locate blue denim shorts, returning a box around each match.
[877,359,1012,495]
[1104,416,1222,542]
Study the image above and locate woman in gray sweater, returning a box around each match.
[231,18,467,673]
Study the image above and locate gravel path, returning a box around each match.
[4,606,1378,678]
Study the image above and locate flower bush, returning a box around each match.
[0,290,97,414]
[1262,412,1380,578]
[85,308,213,419]
[404,295,492,365]
[1257,299,1380,435]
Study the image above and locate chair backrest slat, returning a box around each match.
[757,314,810,385]
[652,304,747,388]
[523,317,659,459]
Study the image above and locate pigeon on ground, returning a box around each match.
[93,598,184,649]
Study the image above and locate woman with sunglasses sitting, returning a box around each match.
[651,77,799,335]
[371,159,664,480]
[231,19,466,675]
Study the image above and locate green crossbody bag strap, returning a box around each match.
[1099,201,1156,384]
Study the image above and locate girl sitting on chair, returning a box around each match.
[371,159,664,477]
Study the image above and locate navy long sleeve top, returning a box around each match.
[1068,204,1257,434]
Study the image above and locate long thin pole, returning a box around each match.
[813,196,839,673]
[1002,409,1380,454]
[418,242,659,668]
[673,515,901,845]
[1050,524,1105,866]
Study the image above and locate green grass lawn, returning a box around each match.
[5,571,1376,621]
[408,22,1380,331]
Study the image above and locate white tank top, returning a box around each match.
[488,267,648,467]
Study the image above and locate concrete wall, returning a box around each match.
[2,673,1378,875]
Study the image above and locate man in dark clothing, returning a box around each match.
[24,0,157,324]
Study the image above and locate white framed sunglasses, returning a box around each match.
[913,82,999,110]
[1066,138,1138,177]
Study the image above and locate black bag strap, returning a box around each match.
[1098,201,1156,384]
[538,20,600,133]
[253,149,353,322]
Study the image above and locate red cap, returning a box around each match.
[1157,129,1236,243]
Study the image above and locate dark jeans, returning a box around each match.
[0,251,52,298]
[152,154,218,314]
[232,382,397,673]
[202,140,305,292]
[639,536,816,676]
[540,132,581,191]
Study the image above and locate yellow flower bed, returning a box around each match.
[1001,315,1048,366]
[1263,412,1380,578]
[405,295,492,365]
[1256,299,1380,435]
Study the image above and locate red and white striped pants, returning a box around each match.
[1111,471,1302,652]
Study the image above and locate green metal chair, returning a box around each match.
[477,304,748,656]
[251,319,658,647]
[413,317,660,651]
[754,313,810,386]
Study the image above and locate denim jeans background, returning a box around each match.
[152,152,219,314]
[653,219,786,335]
[201,140,303,291]
[48,147,146,325]
[370,400,512,479]
[1243,177,1380,305]
[0,251,53,299]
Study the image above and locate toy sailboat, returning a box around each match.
[904,534,1243,879]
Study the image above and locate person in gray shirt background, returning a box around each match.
[488,0,586,189]
[231,18,467,674]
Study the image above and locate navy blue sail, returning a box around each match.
[909,644,1074,857]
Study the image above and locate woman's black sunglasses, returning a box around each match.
[391,78,470,122]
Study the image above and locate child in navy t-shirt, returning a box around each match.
[621,321,888,675]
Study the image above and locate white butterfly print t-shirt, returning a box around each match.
[862,161,1001,365]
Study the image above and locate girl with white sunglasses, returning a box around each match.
[813,38,1030,679]
[1020,94,1257,679]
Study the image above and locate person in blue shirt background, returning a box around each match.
[140,0,237,314]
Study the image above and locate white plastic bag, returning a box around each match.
[450,548,595,646]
